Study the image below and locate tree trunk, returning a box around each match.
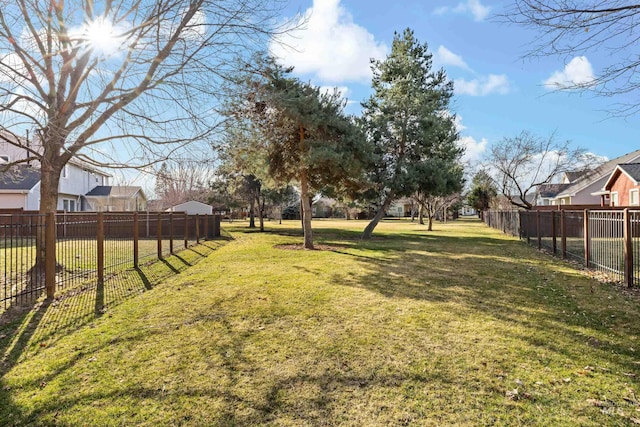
[31,161,61,292]
[362,193,394,240]
[428,214,433,231]
[300,169,314,249]
[37,162,61,261]
[249,197,256,228]
[418,204,424,225]
[258,196,265,232]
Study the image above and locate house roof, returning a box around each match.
[618,163,640,183]
[603,163,640,190]
[0,165,41,191]
[564,170,589,183]
[85,185,143,198]
[556,149,640,198]
[171,200,212,209]
[537,183,570,198]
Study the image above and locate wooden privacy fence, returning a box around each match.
[484,209,640,287]
[0,211,221,309]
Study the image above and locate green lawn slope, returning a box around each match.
[1,218,639,426]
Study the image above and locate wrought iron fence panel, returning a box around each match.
[0,214,45,309]
[588,210,624,281]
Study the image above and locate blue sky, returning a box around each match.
[267,0,640,165]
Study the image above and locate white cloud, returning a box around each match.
[435,46,471,71]
[455,74,510,96]
[269,0,387,83]
[319,85,358,104]
[434,0,491,21]
[543,56,595,89]
[453,114,466,132]
[459,136,488,164]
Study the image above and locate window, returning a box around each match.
[611,192,619,207]
[631,189,639,206]
[62,199,76,212]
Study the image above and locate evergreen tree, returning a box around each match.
[360,29,463,239]
[224,57,369,248]
[467,170,497,215]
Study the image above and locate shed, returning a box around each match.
[167,200,213,215]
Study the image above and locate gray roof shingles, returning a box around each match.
[618,163,640,183]
[0,166,41,190]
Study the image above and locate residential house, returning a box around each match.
[459,205,477,216]
[166,200,212,215]
[535,183,570,206]
[552,149,640,206]
[597,163,640,207]
[0,160,112,211]
[0,131,150,212]
[84,186,147,211]
[0,165,42,210]
[387,197,416,217]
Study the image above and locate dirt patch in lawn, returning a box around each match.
[274,243,341,251]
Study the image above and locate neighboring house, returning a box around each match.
[552,149,640,205]
[0,165,42,210]
[535,170,588,206]
[459,205,477,216]
[84,186,147,211]
[167,200,213,215]
[535,183,570,206]
[0,160,112,211]
[596,163,640,207]
[0,131,114,211]
[387,197,415,217]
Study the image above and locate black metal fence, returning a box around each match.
[1,212,221,310]
[484,209,640,287]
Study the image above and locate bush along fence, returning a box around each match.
[483,209,640,287]
[0,211,221,309]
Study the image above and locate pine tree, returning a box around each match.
[360,29,463,239]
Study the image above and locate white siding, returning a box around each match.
[0,193,27,209]
[26,182,40,210]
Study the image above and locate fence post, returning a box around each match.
[195,214,200,244]
[584,209,590,268]
[624,208,633,287]
[536,210,541,250]
[561,209,567,259]
[204,214,209,240]
[45,212,56,299]
[157,212,163,260]
[551,211,557,255]
[97,212,104,285]
[184,213,189,249]
[133,212,139,268]
[169,213,174,255]
[214,214,220,237]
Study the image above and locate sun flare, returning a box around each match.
[81,17,122,57]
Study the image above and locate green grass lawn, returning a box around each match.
[1,218,639,426]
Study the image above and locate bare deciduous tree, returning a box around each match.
[0,0,291,260]
[154,159,216,209]
[487,131,587,209]
[505,1,640,114]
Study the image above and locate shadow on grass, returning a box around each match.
[0,239,226,424]
[324,226,640,386]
